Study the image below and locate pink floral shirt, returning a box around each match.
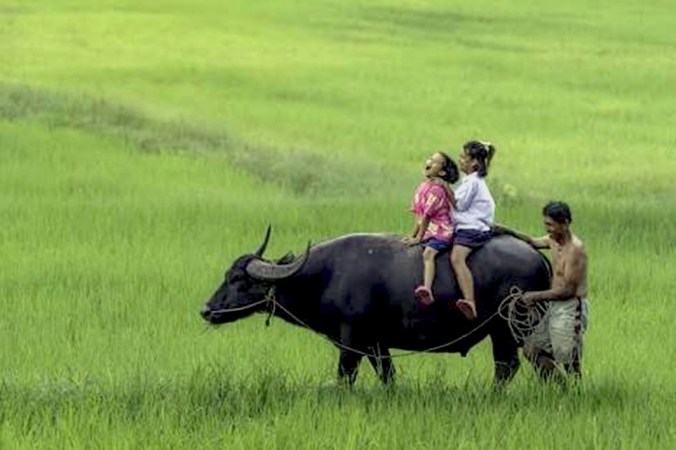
[411,181,454,242]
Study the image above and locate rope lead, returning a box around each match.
[214,285,541,359]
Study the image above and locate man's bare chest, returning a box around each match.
[551,244,573,278]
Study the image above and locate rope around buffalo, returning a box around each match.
[255,285,542,360]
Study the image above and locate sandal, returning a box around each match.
[456,299,477,320]
[415,286,435,306]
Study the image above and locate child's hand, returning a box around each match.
[402,236,420,246]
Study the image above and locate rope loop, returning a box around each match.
[497,286,548,344]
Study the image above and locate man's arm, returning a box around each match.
[524,246,586,302]
[492,223,550,249]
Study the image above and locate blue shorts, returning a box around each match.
[453,229,493,249]
[421,238,452,252]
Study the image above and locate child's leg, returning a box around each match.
[422,246,439,292]
[451,245,474,300]
[415,246,439,305]
[451,245,477,319]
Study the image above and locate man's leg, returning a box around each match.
[549,299,585,378]
[523,305,569,383]
[567,298,589,377]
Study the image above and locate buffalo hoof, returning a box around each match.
[320,379,351,390]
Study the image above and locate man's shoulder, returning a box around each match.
[572,234,585,249]
[570,235,587,258]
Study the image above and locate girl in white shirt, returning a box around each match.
[450,141,496,320]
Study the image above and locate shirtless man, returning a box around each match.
[496,201,589,380]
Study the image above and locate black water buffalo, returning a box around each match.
[201,227,551,387]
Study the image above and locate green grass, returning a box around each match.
[1,0,675,448]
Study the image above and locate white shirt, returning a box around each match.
[453,172,495,231]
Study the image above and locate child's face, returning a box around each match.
[424,153,447,179]
[458,149,478,174]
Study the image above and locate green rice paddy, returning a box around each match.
[1,0,675,448]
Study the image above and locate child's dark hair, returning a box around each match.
[463,141,496,177]
[543,201,572,224]
[438,151,459,184]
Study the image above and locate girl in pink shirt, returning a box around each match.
[404,152,459,305]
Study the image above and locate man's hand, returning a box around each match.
[491,224,508,235]
[521,292,539,307]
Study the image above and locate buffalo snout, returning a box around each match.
[200,304,214,321]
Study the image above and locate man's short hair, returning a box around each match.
[543,201,572,224]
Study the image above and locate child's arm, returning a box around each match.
[454,178,477,212]
[415,216,430,242]
[403,219,420,244]
[403,217,428,245]
[442,183,456,209]
[410,220,421,240]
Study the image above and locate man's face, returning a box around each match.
[543,215,568,239]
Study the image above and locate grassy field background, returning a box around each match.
[1,0,675,448]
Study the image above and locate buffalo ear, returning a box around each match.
[246,242,310,281]
[276,252,296,265]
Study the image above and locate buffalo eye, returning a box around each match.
[229,270,247,284]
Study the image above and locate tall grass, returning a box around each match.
[1,0,675,448]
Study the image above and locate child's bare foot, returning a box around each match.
[415,286,435,306]
[456,299,477,320]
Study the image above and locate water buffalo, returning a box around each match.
[201,227,551,387]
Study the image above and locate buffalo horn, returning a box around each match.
[246,242,311,280]
[254,225,272,257]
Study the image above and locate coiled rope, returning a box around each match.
[498,286,549,348]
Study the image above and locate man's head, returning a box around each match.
[542,201,572,239]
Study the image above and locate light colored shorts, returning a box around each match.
[525,297,589,367]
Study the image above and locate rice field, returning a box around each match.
[1,0,675,448]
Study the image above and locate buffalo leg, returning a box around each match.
[337,349,362,386]
[491,332,520,388]
[523,346,567,386]
[336,323,364,386]
[367,345,395,385]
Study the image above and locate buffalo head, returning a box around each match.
[200,226,310,324]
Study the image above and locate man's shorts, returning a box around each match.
[525,297,589,367]
[453,229,493,249]
[421,237,452,252]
